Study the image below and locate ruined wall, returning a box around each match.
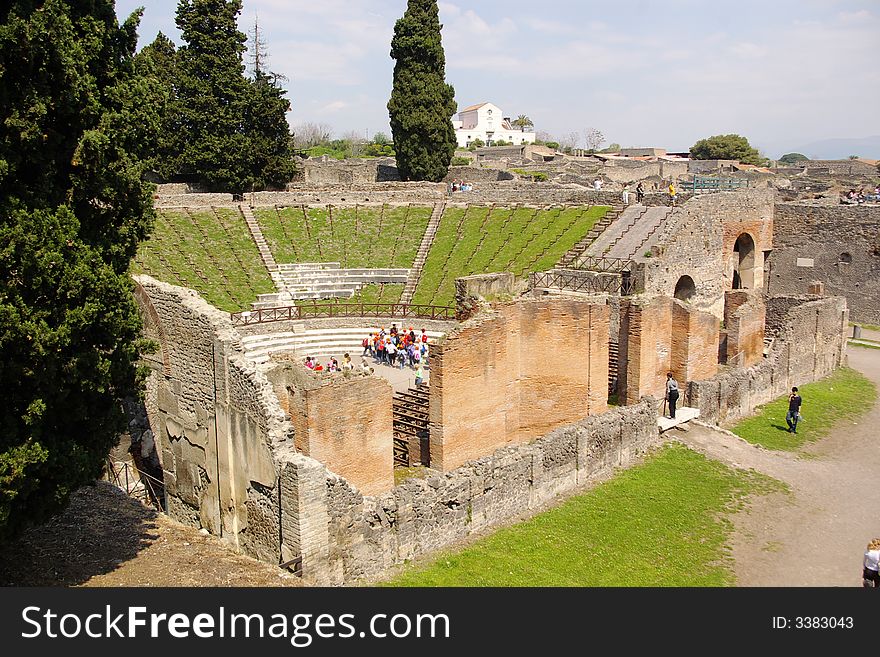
[619,296,719,405]
[429,298,609,471]
[322,399,658,583]
[444,166,515,183]
[767,203,880,324]
[284,370,394,497]
[133,276,296,565]
[689,296,848,424]
[723,291,766,368]
[642,190,774,318]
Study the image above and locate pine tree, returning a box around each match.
[175,0,252,193]
[388,0,457,182]
[0,1,156,539]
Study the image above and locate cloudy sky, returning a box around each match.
[116,0,880,157]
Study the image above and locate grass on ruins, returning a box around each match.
[411,205,610,307]
[133,208,274,312]
[731,367,876,451]
[387,444,785,587]
[254,205,432,270]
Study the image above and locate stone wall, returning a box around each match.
[300,158,401,185]
[767,203,880,324]
[642,189,774,318]
[444,166,515,183]
[618,296,719,405]
[689,296,848,424]
[723,291,766,368]
[428,298,609,471]
[155,193,236,207]
[133,276,295,565]
[322,399,658,583]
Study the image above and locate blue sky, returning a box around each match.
[116,0,880,157]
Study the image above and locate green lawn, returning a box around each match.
[411,205,609,306]
[133,208,274,312]
[731,367,876,451]
[254,204,432,269]
[386,444,784,587]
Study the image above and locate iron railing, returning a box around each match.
[231,302,457,326]
[568,255,634,273]
[530,270,635,295]
[105,459,165,511]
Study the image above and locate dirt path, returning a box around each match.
[675,346,880,586]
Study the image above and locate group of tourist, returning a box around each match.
[363,324,429,371]
[842,186,880,205]
[449,180,474,192]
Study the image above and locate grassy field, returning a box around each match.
[731,367,876,451]
[133,208,274,312]
[411,205,609,306]
[387,444,784,587]
[254,205,432,269]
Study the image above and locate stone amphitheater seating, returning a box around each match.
[241,327,447,363]
[252,263,411,308]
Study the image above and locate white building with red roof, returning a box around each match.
[452,102,537,148]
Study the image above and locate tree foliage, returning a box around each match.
[152,1,294,192]
[388,0,457,182]
[778,152,809,165]
[0,0,156,539]
[690,134,766,166]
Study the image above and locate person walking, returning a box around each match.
[666,372,680,419]
[668,182,677,206]
[863,538,880,588]
[786,386,802,434]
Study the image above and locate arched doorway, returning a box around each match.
[674,275,696,302]
[733,233,756,290]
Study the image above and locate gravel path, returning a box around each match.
[675,346,880,586]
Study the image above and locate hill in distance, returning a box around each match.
[785,135,880,160]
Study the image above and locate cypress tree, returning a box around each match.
[135,32,179,180]
[246,71,296,191]
[0,0,156,538]
[174,0,252,193]
[388,0,457,182]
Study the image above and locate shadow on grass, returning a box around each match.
[772,424,790,432]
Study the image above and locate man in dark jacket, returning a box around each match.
[786,387,802,433]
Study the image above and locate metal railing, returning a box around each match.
[692,176,750,194]
[568,255,634,274]
[530,270,635,295]
[105,459,165,511]
[231,302,456,326]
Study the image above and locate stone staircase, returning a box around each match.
[400,201,446,304]
[240,204,284,290]
[556,203,625,268]
[251,264,410,309]
[602,206,675,261]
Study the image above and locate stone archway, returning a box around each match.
[674,275,696,302]
[733,233,756,290]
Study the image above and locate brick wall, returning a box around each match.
[429,298,609,471]
[619,296,719,405]
[689,296,848,424]
[723,291,766,368]
[286,371,394,497]
[767,203,880,324]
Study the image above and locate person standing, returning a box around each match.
[786,387,802,433]
[666,372,680,419]
[415,363,425,387]
[863,538,880,588]
[622,185,631,205]
[668,182,677,206]
[636,181,645,203]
